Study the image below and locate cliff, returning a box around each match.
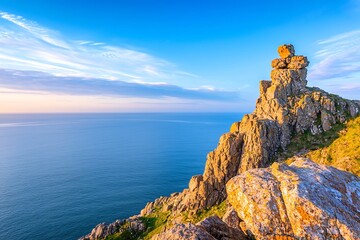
[80,45,360,240]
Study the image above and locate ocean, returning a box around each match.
[0,113,243,240]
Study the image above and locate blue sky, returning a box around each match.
[0,0,359,112]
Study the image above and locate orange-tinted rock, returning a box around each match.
[227,158,360,239]
[287,55,309,69]
[271,58,288,69]
[278,44,295,58]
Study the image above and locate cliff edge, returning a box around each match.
[139,44,359,217]
[80,44,360,240]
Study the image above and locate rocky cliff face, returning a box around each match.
[80,44,360,240]
[140,44,359,217]
[153,158,360,240]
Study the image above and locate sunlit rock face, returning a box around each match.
[227,158,360,240]
[82,45,360,240]
[139,44,359,217]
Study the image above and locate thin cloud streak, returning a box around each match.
[309,30,360,81]
[307,29,360,100]
[0,68,240,101]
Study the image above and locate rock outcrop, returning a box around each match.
[80,220,124,240]
[80,44,360,240]
[80,217,145,240]
[139,44,359,217]
[227,157,360,239]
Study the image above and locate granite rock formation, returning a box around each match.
[139,44,359,217]
[80,44,360,240]
[226,157,360,239]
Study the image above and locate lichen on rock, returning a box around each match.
[226,157,360,239]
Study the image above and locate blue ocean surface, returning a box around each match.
[0,113,243,240]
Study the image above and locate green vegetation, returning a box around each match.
[105,222,138,240]
[282,116,360,176]
[305,116,360,176]
[139,209,172,240]
[106,201,227,240]
[105,207,171,240]
[182,200,227,224]
[277,122,346,161]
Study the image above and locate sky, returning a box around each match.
[0,0,359,113]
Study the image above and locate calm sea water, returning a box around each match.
[0,113,243,240]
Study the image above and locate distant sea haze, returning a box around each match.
[0,113,243,240]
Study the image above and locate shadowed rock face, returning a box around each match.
[226,158,360,240]
[140,44,359,217]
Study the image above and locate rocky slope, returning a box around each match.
[154,158,360,240]
[80,44,360,240]
[139,44,359,218]
[304,116,360,176]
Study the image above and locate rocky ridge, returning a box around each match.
[80,45,360,240]
[139,44,359,217]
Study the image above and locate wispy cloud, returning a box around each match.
[0,11,69,49]
[0,68,239,101]
[0,11,195,85]
[308,30,360,99]
[309,30,360,81]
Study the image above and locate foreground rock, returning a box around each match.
[227,158,360,239]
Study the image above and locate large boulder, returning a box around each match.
[226,158,360,239]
